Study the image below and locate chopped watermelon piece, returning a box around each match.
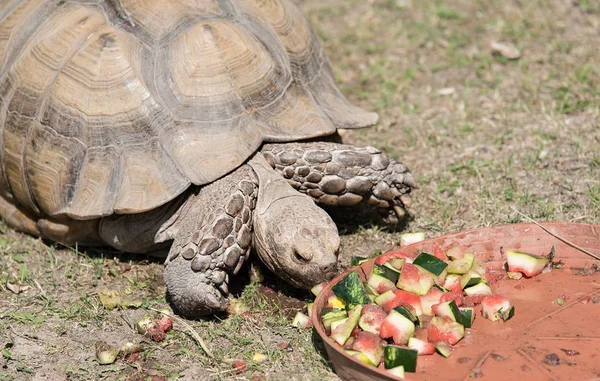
[506,250,549,277]
[384,345,418,373]
[408,337,435,355]
[332,271,370,306]
[292,312,311,328]
[432,243,449,261]
[375,250,415,266]
[386,258,406,271]
[380,309,415,345]
[427,316,465,345]
[331,305,363,345]
[412,253,448,276]
[350,331,385,366]
[359,304,387,335]
[481,295,515,322]
[386,365,405,378]
[344,349,376,366]
[463,283,492,297]
[459,307,475,328]
[442,274,463,293]
[439,291,463,307]
[431,300,462,322]
[435,341,453,358]
[420,287,445,316]
[396,263,435,296]
[394,289,424,316]
[311,282,327,297]
[368,264,399,294]
[463,294,487,307]
[446,253,474,274]
[399,232,426,247]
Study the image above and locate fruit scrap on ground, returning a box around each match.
[136,309,174,342]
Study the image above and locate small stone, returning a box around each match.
[560,348,580,356]
[491,41,521,60]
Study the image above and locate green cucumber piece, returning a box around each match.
[463,282,492,296]
[413,253,448,276]
[433,300,462,322]
[446,253,474,274]
[384,345,418,372]
[459,307,475,328]
[435,341,453,358]
[331,305,363,345]
[393,305,420,326]
[332,271,370,307]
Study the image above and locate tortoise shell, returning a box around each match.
[0,0,377,220]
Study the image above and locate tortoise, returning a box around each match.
[0,0,415,317]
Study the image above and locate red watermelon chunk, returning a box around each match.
[359,304,387,335]
[394,289,423,316]
[427,316,465,345]
[375,250,415,266]
[396,263,435,296]
[408,337,435,355]
[420,287,445,316]
[463,294,487,307]
[350,331,385,366]
[481,295,515,322]
[432,243,449,261]
[380,309,416,345]
[439,291,463,307]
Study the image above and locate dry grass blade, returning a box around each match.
[148,307,215,359]
[511,207,600,261]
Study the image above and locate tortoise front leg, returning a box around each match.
[160,166,257,318]
[261,142,415,217]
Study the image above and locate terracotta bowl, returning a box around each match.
[312,222,600,381]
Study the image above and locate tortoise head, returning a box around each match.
[249,155,339,290]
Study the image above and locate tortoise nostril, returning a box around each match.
[293,249,311,263]
[320,263,335,274]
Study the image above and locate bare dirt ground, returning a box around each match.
[1,0,599,380]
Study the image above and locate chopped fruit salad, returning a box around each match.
[306,244,553,378]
